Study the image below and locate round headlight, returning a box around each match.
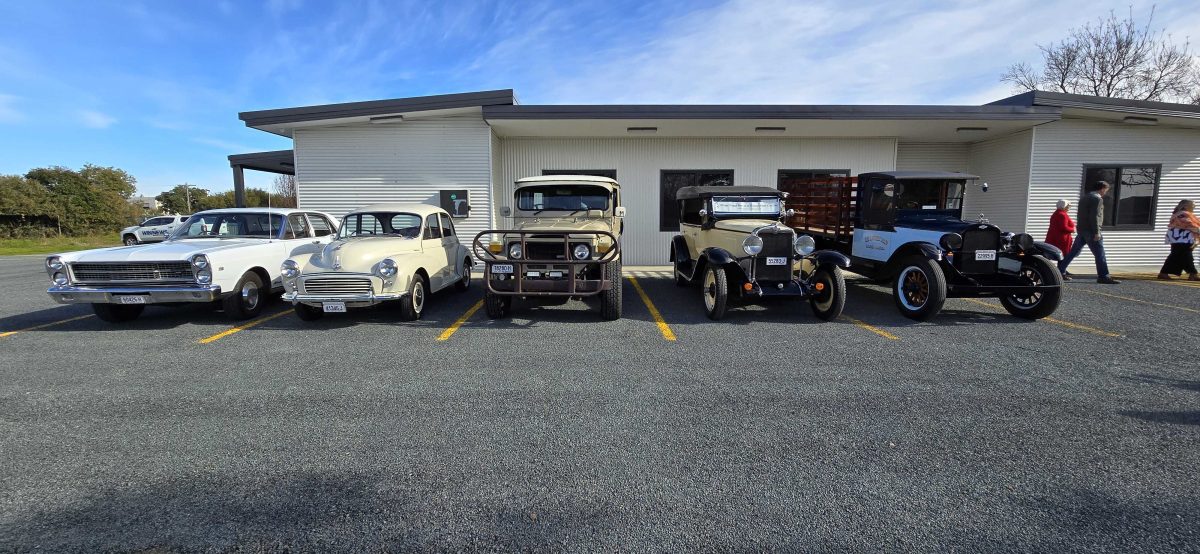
[52,272,68,286]
[742,235,764,256]
[281,260,300,279]
[46,257,64,271]
[794,235,816,256]
[378,258,398,278]
[573,244,591,260]
[939,233,963,251]
[196,273,212,284]
[508,243,523,259]
[191,255,209,269]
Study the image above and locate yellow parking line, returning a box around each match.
[841,316,899,340]
[627,276,677,341]
[0,314,92,339]
[960,298,1121,338]
[437,299,484,341]
[1077,289,1200,315]
[197,309,291,344]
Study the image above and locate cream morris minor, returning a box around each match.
[670,186,850,320]
[281,203,473,321]
[46,208,339,322]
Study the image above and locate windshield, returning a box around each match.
[895,180,965,211]
[710,195,782,218]
[517,185,610,213]
[337,212,423,239]
[170,212,284,239]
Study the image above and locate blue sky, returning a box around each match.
[0,0,1195,196]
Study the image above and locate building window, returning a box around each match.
[1082,165,1160,229]
[542,169,617,179]
[660,170,734,232]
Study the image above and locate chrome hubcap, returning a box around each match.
[413,281,425,313]
[703,269,717,311]
[241,281,260,310]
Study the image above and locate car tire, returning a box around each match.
[399,274,427,321]
[809,265,846,321]
[484,290,510,319]
[293,303,324,321]
[122,235,138,246]
[599,257,623,320]
[892,256,946,321]
[92,303,144,323]
[999,255,1063,319]
[455,258,471,292]
[222,271,266,321]
[702,264,729,320]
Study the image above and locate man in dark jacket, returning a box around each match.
[1058,181,1120,284]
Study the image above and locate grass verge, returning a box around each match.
[0,235,120,256]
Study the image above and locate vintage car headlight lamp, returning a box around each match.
[939,233,963,252]
[793,235,816,256]
[508,243,523,259]
[281,259,300,279]
[191,254,212,284]
[378,258,398,278]
[573,243,591,260]
[46,256,64,272]
[742,235,764,256]
[52,272,69,286]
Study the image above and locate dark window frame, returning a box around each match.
[542,169,617,179]
[660,169,735,232]
[1080,164,1162,231]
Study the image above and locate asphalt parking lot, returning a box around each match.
[1,255,1198,552]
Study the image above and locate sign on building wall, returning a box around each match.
[440,190,471,218]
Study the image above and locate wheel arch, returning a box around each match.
[882,242,942,279]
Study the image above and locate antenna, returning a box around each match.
[267,187,274,241]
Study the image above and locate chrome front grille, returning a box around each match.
[754,231,794,281]
[70,261,194,284]
[301,276,374,295]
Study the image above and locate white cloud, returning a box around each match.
[78,109,116,129]
[0,94,22,123]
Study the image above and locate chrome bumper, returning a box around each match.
[47,285,222,304]
[283,291,407,307]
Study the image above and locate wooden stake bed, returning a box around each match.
[779,176,858,243]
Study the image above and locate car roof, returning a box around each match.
[346,203,447,217]
[676,185,783,200]
[515,175,620,187]
[860,171,980,180]
[193,207,312,216]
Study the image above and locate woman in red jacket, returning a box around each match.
[1046,199,1075,278]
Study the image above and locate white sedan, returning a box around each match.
[46,208,339,322]
[282,203,473,321]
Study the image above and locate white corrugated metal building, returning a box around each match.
[233,89,1200,268]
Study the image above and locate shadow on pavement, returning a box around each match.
[0,472,607,552]
[1119,410,1200,426]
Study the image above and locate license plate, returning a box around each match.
[322,302,346,313]
[766,257,787,266]
[116,295,147,304]
[975,250,997,261]
[492,264,514,274]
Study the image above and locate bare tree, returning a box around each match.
[272,174,298,208]
[1003,7,1200,103]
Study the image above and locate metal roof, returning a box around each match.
[989,90,1200,119]
[483,104,1061,121]
[239,89,517,127]
[859,171,981,180]
[227,150,295,175]
[676,185,782,200]
[346,203,446,216]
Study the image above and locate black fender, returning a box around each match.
[881,242,943,278]
[701,247,750,283]
[810,250,850,269]
[1031,241,1063,261]
[670,235,691,264]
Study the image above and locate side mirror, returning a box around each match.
[500,206,512,217]
[698,208,708,220]
[614,206,626,217]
